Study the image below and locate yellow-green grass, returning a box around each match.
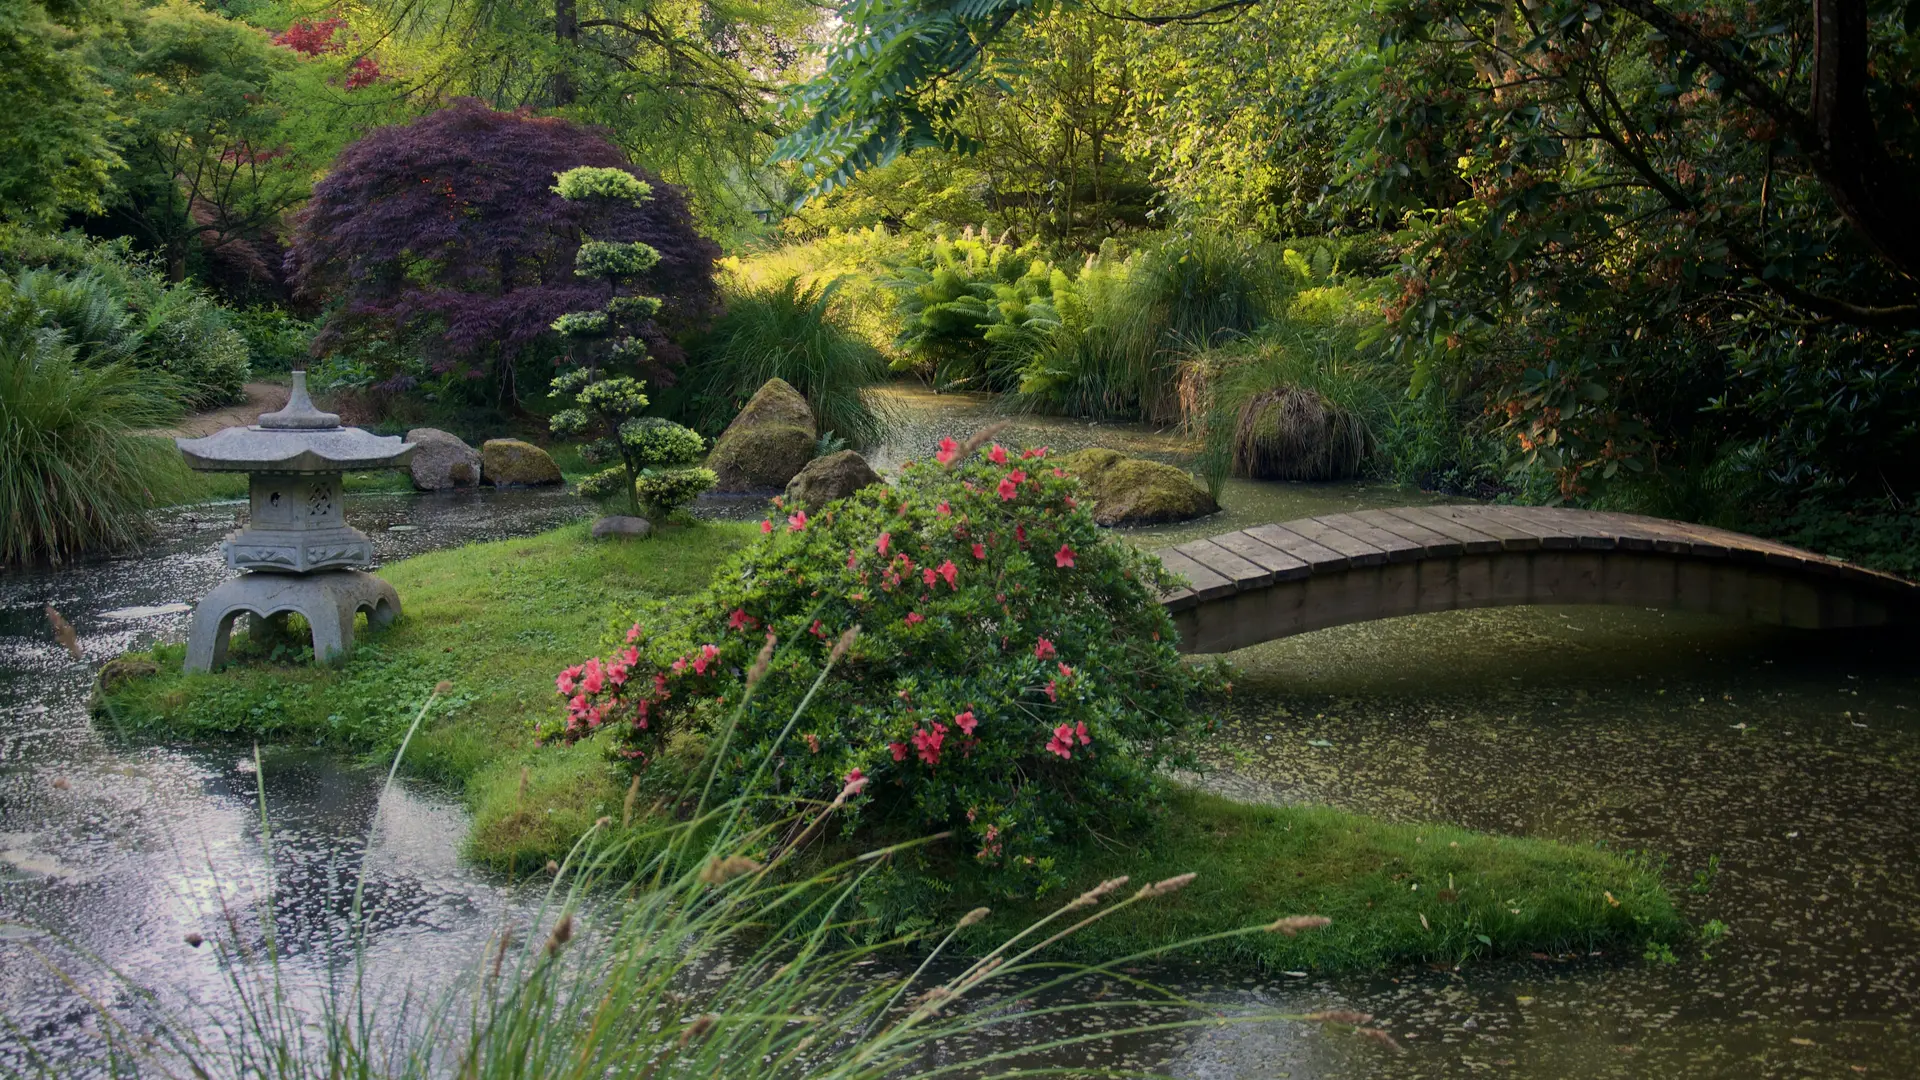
[99,520,1686,970]
[954,790,1679,969]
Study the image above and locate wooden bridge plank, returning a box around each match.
[1245,523,1352,572]
[1173,539,1275,591]
[1155,549,1237,602]
[1286,518,1390,566]
[1491,505,1616,550]
[1379,506,1502,554]
[1209,530,1311,580]
[1319,513,1434,562]
[1420,505,1543,550]
[1348,508,1467,556]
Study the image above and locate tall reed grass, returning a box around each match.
[0,326,187,565]
[22,649,1385,1076]
[685,276,893,449]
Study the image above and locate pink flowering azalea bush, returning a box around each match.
[538,438,1216,896]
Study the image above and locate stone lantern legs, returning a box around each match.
[184,570,401,672]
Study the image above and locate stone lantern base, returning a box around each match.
[184,570,401,672]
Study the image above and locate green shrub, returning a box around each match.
[1,232,250,408]
[683,275,893,448]
[228,305,318,372]
[1017,231,1284,421]
[542,439,1216,897]
[884,234,1062,390]
[0,325,185,564]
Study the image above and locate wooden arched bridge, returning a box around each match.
[1155,505,1920,654]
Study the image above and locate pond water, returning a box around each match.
[2,396,1916,1077]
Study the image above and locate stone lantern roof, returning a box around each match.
[175,372,411,474]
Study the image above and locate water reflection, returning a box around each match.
[2,399,1916,1077]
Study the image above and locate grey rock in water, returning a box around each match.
[405,428,482,490]
[481,438,563,486]
[705,378,818,492]
[784,450,882,510]
[591,515,653,540]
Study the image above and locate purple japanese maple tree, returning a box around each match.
[286,98,721,404]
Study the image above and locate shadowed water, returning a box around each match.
[2,401,1916,1076]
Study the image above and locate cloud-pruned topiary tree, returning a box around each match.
[549,369,714,520]
[287,99,720,407]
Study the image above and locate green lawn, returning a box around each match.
[99,518,1686,970]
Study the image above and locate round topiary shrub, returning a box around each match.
[543,436,1216,895]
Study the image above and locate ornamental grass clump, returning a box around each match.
[543,434,1217,896]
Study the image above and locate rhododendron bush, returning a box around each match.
[540,438,1216,893]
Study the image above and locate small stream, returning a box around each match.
[3,393,1917,1076]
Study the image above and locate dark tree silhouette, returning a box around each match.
[287,98,721,405]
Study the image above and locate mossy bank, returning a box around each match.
[98,519,1687,971]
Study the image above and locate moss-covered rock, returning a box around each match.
[705,378,817,491]
[1058,447,1219,527]
[783,449,882,510]
[480,438,562,486]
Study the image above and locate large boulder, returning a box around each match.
[705,378,817,492]
[481,438,563,486]
[405,427,481,490]
[1058,448,1219,527]
[783,450,882,510]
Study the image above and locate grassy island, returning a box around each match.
[101,509,1684,972]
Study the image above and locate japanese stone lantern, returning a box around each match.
[176,372,414,671]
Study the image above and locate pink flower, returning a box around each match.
[890,741,908,762]
[955,710,977,735]
[844,768,868,794]
[1055,543,1076,568]
[556,671,577,695]
[936,501,951,516]
[803,733,821,753]
[1034,637,1057,659]
[922,567,938,587]
[1047,725,1074,759]
[935,437,960,465]
[1076,720,1091,746]
[905,611,925,626]
[608,663,628,686]
[1058,662,1074,679]
[788,510,808,531]
[912,721,948,765]
[972,542,987,560]
[847,549,859,569]
[1064,495,1077,507]
[626,624,642,644]
[581,665,605,695]
[623,646,639,665]
[1053,467,1068,478]
[692,643,719,675]
[1016,523,1027,543]
[988,444,1008,465]
[997,476,1019,500]
[761,519,774,534]
[877,531,891,556]
[809,619,825,638]
[1022,446,1045,459]
[728,608,755,631]
[937,560,959,588]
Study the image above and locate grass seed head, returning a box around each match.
[1266,914,1332,936]
[1135,872,1197,899]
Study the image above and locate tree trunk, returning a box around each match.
[1808,0,1920,281]
[554,0,578,106]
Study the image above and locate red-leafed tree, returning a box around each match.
[287,99,721,406]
